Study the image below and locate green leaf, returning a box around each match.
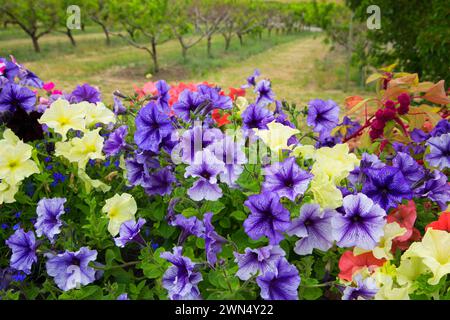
[230,210,247,221]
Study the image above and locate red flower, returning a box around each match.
[338,251,386,282]
[387,200,417,242]
[212,109,231,127]
[228,87,246,101]
[426,212,450,232]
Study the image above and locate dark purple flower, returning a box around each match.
[256,258,300,300]
[45,247,98,291]
[392,152,425,185]
[242,104,275,131]
[172,90,205,121]
[160,246,203,300]
[179,125,223,163]
[254,80,275,107]
[114,218,146,248]
[143,167,176,196]
[342,274,378,300]
[332,193,386,250]
[71,83,101,103]
[156,80,170,111]
[197,84,232,112]
[125,150,160,187]
[4,108,44,142]
[0,57,19,81]
[416,170,450,210]
[171,214,205,244]
[339,116,361,139]
[425,133,450,170]
[103,125,128,156]
[430,119,450,137]
[5,228,38,274]
[203,212,227,266]
[18,68,43,88]
[113,95,126,115]
[287,204,335,255]
[184,149,225,201]
[34,197,66,244]
[134,101,173,153]
[362,166,412,211]
[0,83,36,113]
[234,245,285,280]
[410,128,429,143]
[262,157,313,201]
[243,192,290,245]
[0,267,16,290]
[307,99,339,135]
[242,69,260,88]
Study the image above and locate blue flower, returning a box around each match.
[203,212,227,266]
[70,83,101,103]
[170,214,205,244]
[425,132,450,170]
[143,167,176,196]
[242,104,274,130]
[256,258,300,300]
[114,218,146,248]
[34,198,66,243]
[254,79,275,107]
[103,125,128,156]
[5,228,38,275]
[234,245,285,280]
[342,274,378,300]
[307,99,340,136]
[172,90,205,122]
[0,83,36,113]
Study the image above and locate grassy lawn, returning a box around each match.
[0,26,369,106]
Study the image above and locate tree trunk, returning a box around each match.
[31,35,40,52]
[100,23,111,45]
[207,35,212,58]
[66,28,76,46]
[151,38,159,73]
[223,34,231,51]
[237,33,243,46]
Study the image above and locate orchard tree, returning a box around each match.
[86,0,114,45]
[56,0,80,47]
[111,0,170,73]
[0,0,59,52]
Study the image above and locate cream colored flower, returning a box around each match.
[79,102,116,127]
[102,193,137,236]
[254,120,299,152]
[0,180,19,204]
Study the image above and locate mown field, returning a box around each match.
[0,26,367,106]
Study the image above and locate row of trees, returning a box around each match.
[0,0,340,72]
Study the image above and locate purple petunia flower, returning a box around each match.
[160,246,203,300]
[125,150,160,187]
[179,125,223,164]
[172,90,205,122]
[242,104,275,130]
[234,245,285,280]
[171,214,205,244]
[425,133,450,170]
[134,102,174,153]
[256,258,301,300]
[184,150,225,201]
[429,119,450,138]
[5,228,38,275]
[0,57,19,81]
[416,170,450,210]
[34,197,66,244]
[208,135,247,187]
[332,193,386,250]
[113,95,126,115]
[197,84,232,113]
[342,274,378,300]
[410,128,429,143]
[243,192,290,245]
[18,68,43,88]
[155,80,170,111]
[392,152,425,185]
[287,204,335,255]
[103,125,128,156]
[143,167,176,196]
[203,212,227,266]
[307,99,340,136]
[254,80,275,107]
[0,83,36,113]
[114,218,146,248]
[262,157,313,201]
[71,83,101,103]
[362,166,412,211]
[117,293,129,300]
[242,69,260,88]
[45,247,98,291]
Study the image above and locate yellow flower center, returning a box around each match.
[58,117,69,126]
[109,208,119,218]
[8,160,18,169]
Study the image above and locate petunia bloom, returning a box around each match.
[203,212,227,266]
[103,125,128,156]
[415,170,450,211]
[392,152,425,185]
[35,197,67,243]
[425,133,450,170]
[45,247,98,291]
[0,83,36,114]
[342,273,378,300]
[114,218,146,248]
[172,89,205,121]
[287,203,335,255]
[332,193,386,250]
[338,251,386,282]
[170,214,205,244]
[134,101,173,153]
[243,192,290,245]
[254,120,300,152]
[256,258,301,300]
[143,167,176,196]
[71,83,101,103]
[160,247,203,300]
[307,99,340,136]
[102,193,137,236]
[262,157,312,201]
[254,79,275,107]
[426,212,450,232]
[234,245,285,280]
[5,228,38,275]
[362,166,412,211]
[241,104,274,130]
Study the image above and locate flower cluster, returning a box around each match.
[0,57,449,301]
